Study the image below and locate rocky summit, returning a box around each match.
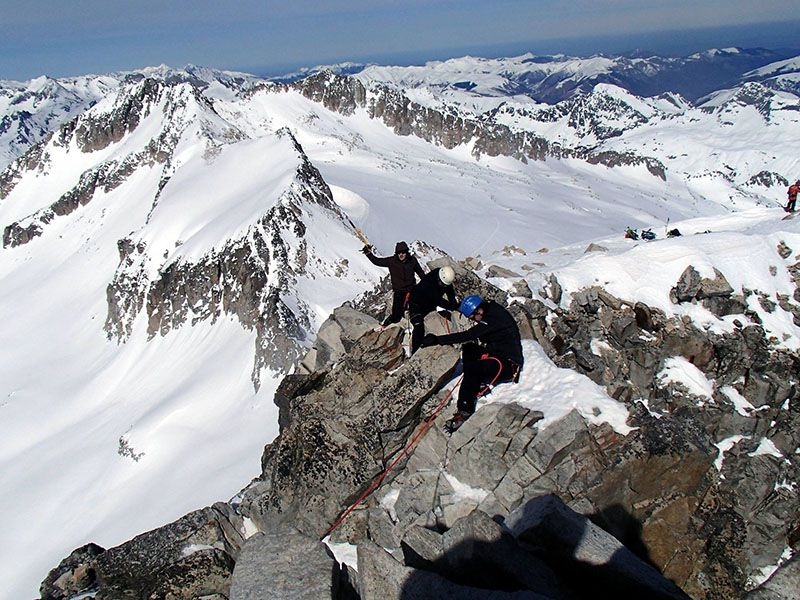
[40,257,798,599]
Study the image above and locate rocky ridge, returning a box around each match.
[40,252,799,599]
[287,71,668,179]
[103,128,357,384]
[2,77,246,248]
[1,74,366,387]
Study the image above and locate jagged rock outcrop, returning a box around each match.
[41,259,799,599]
[299,305,384,375]
[237,333,462,535]
[2,77,246,248]
[103,129,353,385]
[287,71,666,178]
[40,503,246,600]
[230,524,344,600]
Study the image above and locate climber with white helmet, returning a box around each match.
[407,265,458,354]
[420,294,523,433]
[362,241,425,327]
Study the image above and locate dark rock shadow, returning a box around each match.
[393,494,691,600]
[588,503,658,570]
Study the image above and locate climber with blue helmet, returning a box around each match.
[407,265,459,354]
[420,294,523,433]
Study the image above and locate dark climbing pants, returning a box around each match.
[409,310,426,353]
[383,290,410,326]
[458,351,520,414]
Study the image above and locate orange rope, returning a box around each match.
[320,375,463,540]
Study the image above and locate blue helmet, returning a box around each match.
[460,294,483,317]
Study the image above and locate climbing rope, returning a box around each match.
[477,355,504,397]
[320,375,463,540]
[441,311,452,334]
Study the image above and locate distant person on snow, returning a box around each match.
[363,241,425,327]
[419,294,523,433]
[407,266,458,354]
[786,180,799,213]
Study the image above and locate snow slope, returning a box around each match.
[2,62,800,599]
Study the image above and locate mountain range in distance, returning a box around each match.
[2,45,800,599]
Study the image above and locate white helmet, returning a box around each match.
[439,266,455,285]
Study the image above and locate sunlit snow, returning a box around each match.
[2,58,800,599]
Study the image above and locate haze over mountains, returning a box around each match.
[1,46,799,598]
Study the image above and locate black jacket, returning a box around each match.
[366,252,424,293]
[436,301,523,365]
[408,268,458,314]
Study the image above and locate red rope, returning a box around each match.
[441,311,452,334]
[477,355,504,397]
[320,375,463,540]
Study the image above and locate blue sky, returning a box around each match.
[3,0,800,81]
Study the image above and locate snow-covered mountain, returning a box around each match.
[351,47,799,103]
[0,74,118,170]
[2,48,800,598]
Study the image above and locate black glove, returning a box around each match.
[361,244,373,255]
[420,334,439,348]
[437,310,451,320]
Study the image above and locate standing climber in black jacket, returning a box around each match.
[363,241,425,327]
[420,294,523,432]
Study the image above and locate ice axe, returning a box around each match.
[341,212,371,249]
[353,224,370,247]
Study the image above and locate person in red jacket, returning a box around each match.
[786,180,799,212]
[363,241,425,327]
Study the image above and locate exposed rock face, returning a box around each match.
[41,260,799,599]
[39,543,105,600]
[40,503,246,600]
[3,77,246,248]
[4,146,166,248]
[288,71,667,179]
[103,129,350,385]
[0,142,50,201]
[230,526,343,600]
[237,334,462,535]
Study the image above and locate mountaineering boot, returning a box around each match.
[443,411,471,434]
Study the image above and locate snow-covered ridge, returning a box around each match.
[2,48,800,598]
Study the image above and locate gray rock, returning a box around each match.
[300,305,382,373]
[229,529,339,600]
[238,336,461,537]
[743,554,800,600]
[671,265,703,303]
[40,543,105,600]
[91,503,245,600]
[486,264,523,278]
[511,279,534,299]
[301,314,345,373]
[697,267,735,299]
[547,274,563,304]
[671,265,734,304]
[442,511,564,598]
[524,410,588,474]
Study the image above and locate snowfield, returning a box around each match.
[1,54,800,598]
